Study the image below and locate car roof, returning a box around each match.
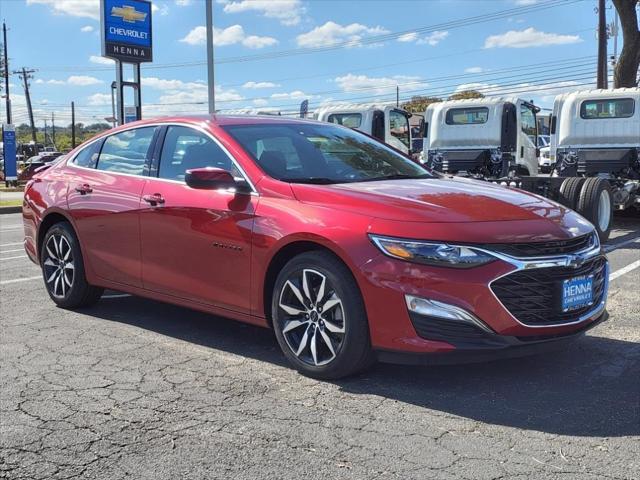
[119,114,323,129]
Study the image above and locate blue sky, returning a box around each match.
[1,0,607,126]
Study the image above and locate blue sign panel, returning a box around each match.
[2,124,17,181]
[101,0,152,62]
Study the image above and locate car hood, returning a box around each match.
[292,177,579,224]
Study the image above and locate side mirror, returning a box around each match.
[535,147,541,157]
[185,167,237,190]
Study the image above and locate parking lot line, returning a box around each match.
[0,255,27,261]
[0,275,42,285]
[0,242,23,247]
[0,248,26,254]
[609,259,640,282]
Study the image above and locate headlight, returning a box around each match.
[369,235,496,268]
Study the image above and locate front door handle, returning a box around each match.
[75,183,92,194]
[143,193,165,206]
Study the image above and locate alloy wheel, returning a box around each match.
[43,234,75,298]
[277,268,346,366]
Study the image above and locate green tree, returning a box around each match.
[401,95,442,113]
[447,90,485,101]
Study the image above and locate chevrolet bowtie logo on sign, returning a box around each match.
[101,0,153,62]
[111,5,147,23]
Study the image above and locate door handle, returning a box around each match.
[75,183,92,194]
[143,193,165,206]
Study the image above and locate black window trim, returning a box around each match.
[579,97,636,120]
[445,106,490,125]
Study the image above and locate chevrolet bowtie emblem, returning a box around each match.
[111,5,147,23]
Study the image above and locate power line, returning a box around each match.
[32,0,582,73]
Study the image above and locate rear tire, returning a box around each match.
[558,177,586,210]
[41,222,103,309]
[271,251,373,380]
[576,178,613,242]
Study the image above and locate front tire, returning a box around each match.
[41,222,103,308]
[271,251,373,379]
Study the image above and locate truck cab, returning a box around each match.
[550,88,639,212]
[316,104,416,155]
[423,97,539,178]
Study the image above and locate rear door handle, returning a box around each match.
[75,183,92,194]
[143,193,165,206]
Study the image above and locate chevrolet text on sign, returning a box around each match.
[101,0,153,63]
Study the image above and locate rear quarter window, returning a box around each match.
[71,140,102,169]
[327,113,362,128]
[445,107,489,125]
[580,98,635,119]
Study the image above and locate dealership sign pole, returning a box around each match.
[100,0,153,125]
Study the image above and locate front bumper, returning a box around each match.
[357,231,608,357]
[376,311,608,365]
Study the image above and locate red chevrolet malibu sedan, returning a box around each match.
[22,116,608,379]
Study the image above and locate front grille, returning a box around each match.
[491,256,607,326]
[409,313,503,348]
[482,233,595,258]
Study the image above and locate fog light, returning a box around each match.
[405,295,494,333]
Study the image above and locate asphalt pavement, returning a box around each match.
[1,212,638,480]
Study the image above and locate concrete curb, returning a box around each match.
[0,206,22,215]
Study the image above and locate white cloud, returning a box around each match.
[26,0,99,20]
[515,0,540,5]
[47,79,67,85]
[152,3,170,16]
[396,30,448,46]
[176,0,192,5]
[80,25,94,33]
[397,32,418,43]
[296,21,389,48]
[418,30,449,46]
[89,55,114,65]
[242,81,280,89]
[270,90,308,100]
[484,27,581,49]
[180,25,277,49]
[334,74,428,96]
[253,98,269,107]
[87,93,112,106]
[67,75,103,86]
[220,0,304,26]
[464,66,484,74]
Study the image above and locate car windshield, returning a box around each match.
[223,122,431,184]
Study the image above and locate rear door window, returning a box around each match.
[580,98,635,119]
[97,127,158,175]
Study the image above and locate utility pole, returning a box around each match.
[205,0,215,114]
[44,118,48,146]
[596,0,608,89]
[2,22,10,124]
[396,85,400,107]
[15,67,37,142]
[71,102,76,148]
[51,112,55,146]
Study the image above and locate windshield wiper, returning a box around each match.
[361,173,432,182]
[284,177,341,185]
